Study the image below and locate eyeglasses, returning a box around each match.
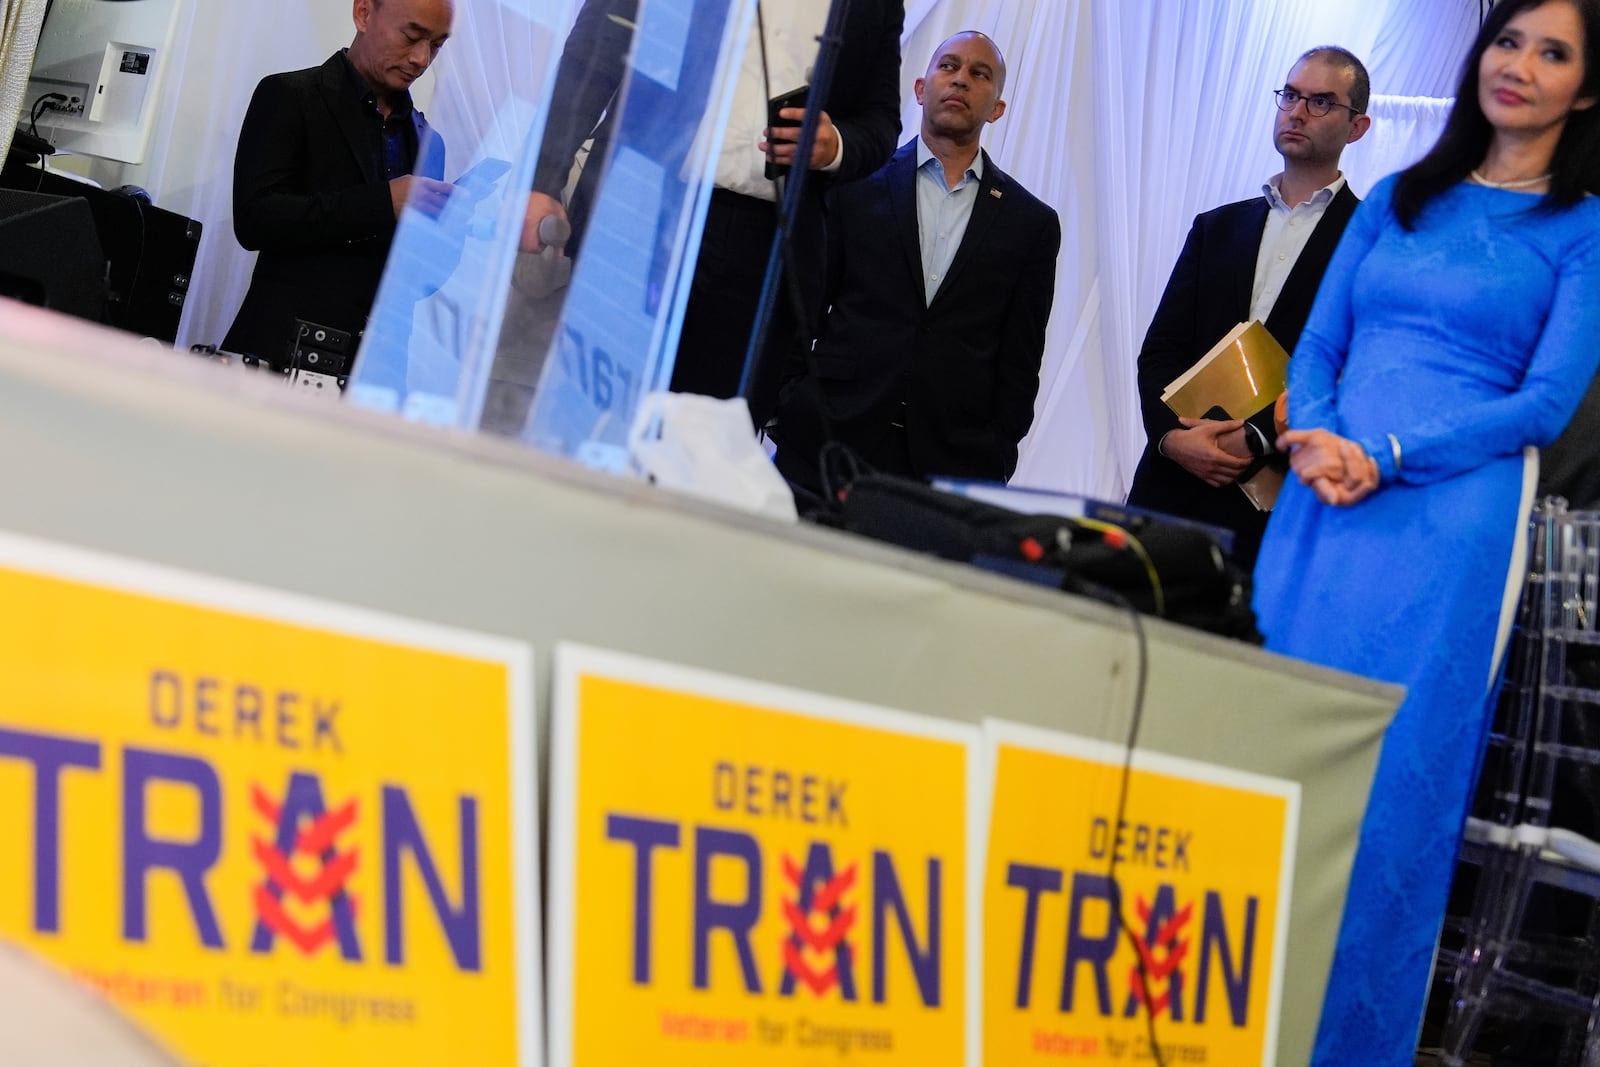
[1273,88,1362,118]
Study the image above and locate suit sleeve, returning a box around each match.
[231,75,395,253]
[825,2,903,184]
[1134,217,1207,451]
[993,203,1061,478]
[533,0,635,197]
[778,180,852,388]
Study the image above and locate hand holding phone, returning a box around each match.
[764,85,810,180]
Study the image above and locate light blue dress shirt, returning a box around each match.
[915,137,984,305]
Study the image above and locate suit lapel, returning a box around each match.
[1228,197,1270,321]
[884,140,924,294]
[317,54,383,186]
[930,149,1001,307]
[1264,182,1359,346]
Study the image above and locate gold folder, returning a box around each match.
[1161,321,1290,512]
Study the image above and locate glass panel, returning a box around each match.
[518,0,752,472]
[346,0,579,427]
[346,0,753,483]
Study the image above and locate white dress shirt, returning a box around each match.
[715,0,844,202]
[1249,172,1347,323]
[915,137,983,305]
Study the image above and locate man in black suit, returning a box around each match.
[222,0,455,367]
[771,31,1060,490]
[1125,46,1372,568]
[518,0,904,425]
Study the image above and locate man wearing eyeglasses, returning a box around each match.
[1125,46,1372,570]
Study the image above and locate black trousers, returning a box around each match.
[669,189,800,428]
[774,411,915,496]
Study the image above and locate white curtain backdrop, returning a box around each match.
[0,0,48,163]
[427,0,564,166]
[72,0,1475,494]
[1365,0,1480,97]
[1344,94,1455,194]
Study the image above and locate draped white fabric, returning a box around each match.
[426,0,563,173]
[0,0,48,164]
[1344,94,1456,195]
[77,0,1475,495]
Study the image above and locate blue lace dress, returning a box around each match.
[1253,175,1600,1066]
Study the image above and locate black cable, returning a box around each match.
[28,93,65,139]
[753,1,829,337]
[1068,575,1166,1067]
[754,1,773,117]
[28,93,67,143]
[28,95,68,193]
[123,198,148,331]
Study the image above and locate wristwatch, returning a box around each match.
[1243,423,1270,458]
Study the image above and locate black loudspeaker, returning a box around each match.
[0,190,107,323]
[0,161,201,342]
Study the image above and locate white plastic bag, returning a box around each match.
[627,391,798,523]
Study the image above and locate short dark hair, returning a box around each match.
[1395,0,1600,228]
[1296,45,1371,115]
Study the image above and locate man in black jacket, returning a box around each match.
[519,0,904,425]
[222,0,454,367]
[771,31,1060,490]
[1124,46,1371,568]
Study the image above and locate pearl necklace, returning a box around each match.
[1469,168,1552,190]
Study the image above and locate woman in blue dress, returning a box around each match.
[1252,0,1600,1062]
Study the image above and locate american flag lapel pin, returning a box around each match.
[989,188,1003,198]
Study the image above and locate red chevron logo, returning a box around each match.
[250,783,361,957]
[1127,896,1194,1018]
[780,855,858,997]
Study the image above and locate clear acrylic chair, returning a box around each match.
[1440,503,1600,1066]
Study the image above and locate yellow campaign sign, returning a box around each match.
[547,644,980,1066]
[982,721,1299,1066]
[0,533,541,1066]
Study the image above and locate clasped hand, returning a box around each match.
[1277,428,1379,506]
[1164,417,1253,487]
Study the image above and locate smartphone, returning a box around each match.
[453,156,513,200]
[765,84,810,180]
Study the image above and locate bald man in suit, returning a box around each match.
[772,31,1060,490]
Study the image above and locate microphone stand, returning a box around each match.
[735,0,853,410]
